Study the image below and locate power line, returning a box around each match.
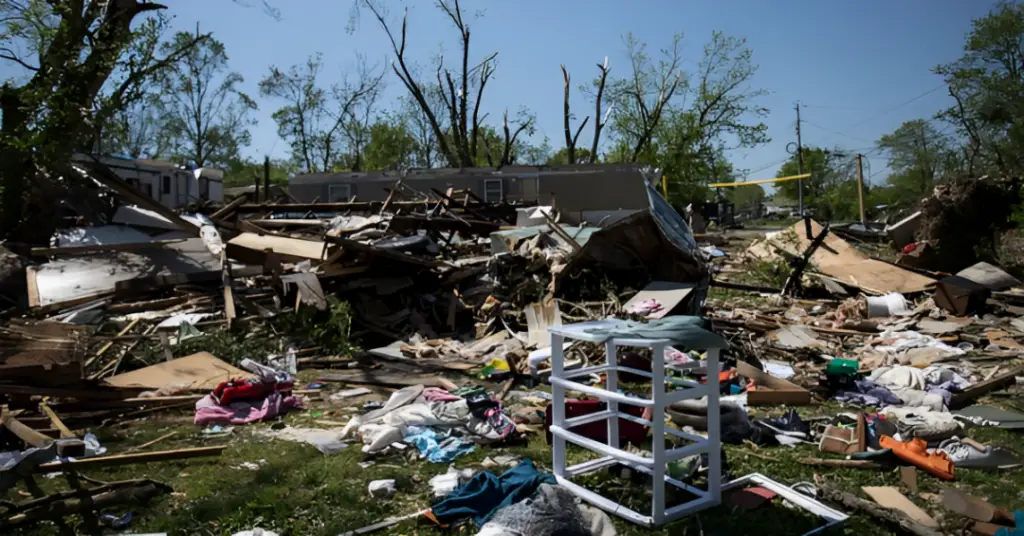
[802,120,872,143]
[843,83,947,131]
[742,156,791,177]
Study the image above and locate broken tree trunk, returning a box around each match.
[818,485,943,536]
[781,220,830,296]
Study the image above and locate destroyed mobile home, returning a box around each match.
[2,164,1024,535]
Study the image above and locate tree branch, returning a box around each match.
[589,57,610,163]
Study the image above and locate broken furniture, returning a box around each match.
[547,318,728,526]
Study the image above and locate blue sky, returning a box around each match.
[1,0,1002,185]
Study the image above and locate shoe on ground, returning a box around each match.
[937,437,1023,469]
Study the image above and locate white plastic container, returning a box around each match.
[865,293,908,318]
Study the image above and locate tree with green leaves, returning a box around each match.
[361,115,417,171]
[776,147,861,220]
[934,0,1024,175]
[875,119,956,202]
[260,54,385,173]
[157,31,256,167]
[0,0,213,236]
[603,31,769,205]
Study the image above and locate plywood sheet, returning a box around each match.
[105,352,252,391]
[862,486,938,529]
[227,232,332,263]
[751,220,935,294]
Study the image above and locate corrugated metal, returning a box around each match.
[645,183,697,253]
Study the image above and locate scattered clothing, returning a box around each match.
[836,379,902,407]
[431,459,556,526]
[405,426,476,463]
[477,483,617,536]
[195,392,302,426]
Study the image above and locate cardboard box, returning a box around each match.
[738,361,812,406]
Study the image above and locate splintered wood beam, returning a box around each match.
[35,446,227,472]
[1,412,84,458]
[38,403,76,439]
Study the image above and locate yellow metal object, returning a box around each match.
[708,173,810,188]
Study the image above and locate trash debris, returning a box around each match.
[368,479,397,499]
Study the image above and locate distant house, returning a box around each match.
[287,164,657,225]
[71,153,224,209]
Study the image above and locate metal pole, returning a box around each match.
[856,153,866,225]
[263,156,271,203]
[795,103,804,216]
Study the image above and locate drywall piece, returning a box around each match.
[862,486,938,529]
[105,352,252,391]
[621,281,696,319]
[29,238,221,308]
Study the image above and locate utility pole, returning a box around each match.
[263,156,271,202]
[855,153,866,225]
[795,103,805,216]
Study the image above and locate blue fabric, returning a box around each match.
[430,459,555,525]
[404,426,475,463]
[996,511,1024,536]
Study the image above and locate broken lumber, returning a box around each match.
[799,457,885,469]
[781,220,830,296]
[35,446,226,472]
[950,366,1024,409]
[4,480,172,528]
[818,486,943,536]
[1,413,84,458]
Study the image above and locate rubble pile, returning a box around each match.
[3,163,1024,534]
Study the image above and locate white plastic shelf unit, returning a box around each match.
[548,318,727,527]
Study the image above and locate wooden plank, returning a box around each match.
[125,431,178,453]
[25,266,40,308]
[862,486,939,529]
[2,412,84,457]
[85,318,140,369]
[79,158,199,235]
[35,446,226,471]
[950,365,1024,409]
[210,195,248,221]
[38,403,76,439]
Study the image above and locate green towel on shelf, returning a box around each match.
[581,316,727,349]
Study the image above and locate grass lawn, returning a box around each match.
[12,394,1024,535]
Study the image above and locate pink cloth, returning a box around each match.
[421,387,460,402]
[194,393,303,426]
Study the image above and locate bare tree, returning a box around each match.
[560,65,589,165]
[337,57,386,171]
[499,108,535,166]
[560,58,611,164]
[261,53,384,172]
[354,0,503,168]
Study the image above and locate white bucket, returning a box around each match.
[865,293,908,318]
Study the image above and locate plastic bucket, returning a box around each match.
[865,293,908,318]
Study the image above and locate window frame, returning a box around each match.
[483,178,503,203]
[328,184,352,203]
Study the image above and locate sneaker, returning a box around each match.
[937,438,1024,469]
[757,409,811,439]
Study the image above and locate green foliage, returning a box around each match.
[547,146,594,165]
[361,115,418,170]
[725,183,767,210]
[157,32,256,167]
[774,147,864,220]
[934,0,1024,175]
[603,31,769,206]
[224,157,297,188]
[275,296,359,356]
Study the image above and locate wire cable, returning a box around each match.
[843,83,947,131]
